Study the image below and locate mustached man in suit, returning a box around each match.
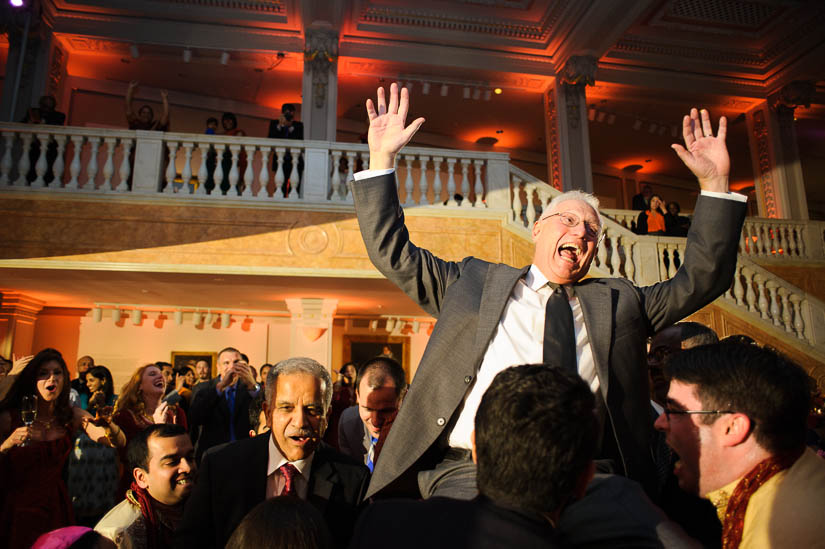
[177,357,370,549]
[351,364,597,548]
[338,356,406,471]
[349,83,746,500]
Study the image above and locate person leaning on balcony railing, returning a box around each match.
[125,80,169,132]
[348,82,748,502]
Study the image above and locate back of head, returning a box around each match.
[676,321,718,349]
[355,356,406,397]
[226,495,331,549]
[127,423,189,472]
[475,364,597,514]
[665,342,812,454]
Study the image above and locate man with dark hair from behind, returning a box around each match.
[349,364,597,548]
[96,424,196,548]
[338,356,406,470]
[655,343,825,547]
[226,496,331,549]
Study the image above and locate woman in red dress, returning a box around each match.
[112,363,187,499]
[0,348,125,549]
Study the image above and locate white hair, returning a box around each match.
[540,190,604,235]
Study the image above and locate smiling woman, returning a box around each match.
[0,348,126,549]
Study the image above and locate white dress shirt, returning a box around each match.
[266,435,314,499]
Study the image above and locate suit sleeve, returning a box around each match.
[176,451,216,549]
[350,173,463,318]
[338,407,358,462]
[188,381,219,428]
[640,194,746,333]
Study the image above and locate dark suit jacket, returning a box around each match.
[338,405,368,464]
[351,174,746,499]
[268,120,304,139]
[187,378,256,462]
[176,434,369,549]
[349,495,560,549]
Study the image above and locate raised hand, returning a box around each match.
[366,83,425,170]
[671,108,729,193]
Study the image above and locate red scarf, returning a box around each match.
[721,448,803,549]
[127,481,161,549]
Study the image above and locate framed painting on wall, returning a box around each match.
[171,351,219,377]
[343,335,410,383]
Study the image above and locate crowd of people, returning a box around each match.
[5,85,825,549]
[631,184,692,236]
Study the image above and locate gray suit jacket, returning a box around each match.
[338,405,369,464]
[351,174,745,499]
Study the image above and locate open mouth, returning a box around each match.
[46,384,57,392]
[175,476,192,486]
[288,433,314,445]
[558,243,582,263]
[153,380,164,388]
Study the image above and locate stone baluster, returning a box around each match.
[14,132,33,186]
[0,131,14,185]
[666,244,678,279]
[459,159,471,207]
[52,134,67,187]
[742,267,756,313]
[31,133,50,187]
[227,145,241,196]
[445,158,457,206]
[330,150,342,200]
[345,151,357,200]
[432,157,443,205]
[610,233,621,277]
[732,263,745,306]
[84,136,101,190]
[273,148,285,198]
[510,175,522,223]
[739,226,748,255]
[623,237,635,282]
[287,148,300,198]
[164,141,178,194]
[66,136,84,190]
[403,155,414,205]
[797,226,807,258]
[753,274,769,320]
[196,143,209,195]
[658,245,668,281]
[525,186,537,227]
[788,294,805,339]
[212,146,225,197]
[775,224,787,256]
[101,137,117,190]
[473,159,484,207]
[788,225,800,257]
[178,142,193,194]
[758,225,769,256]
[418,155,430,205]
[778,288,792,333]
[597,228,609,272]
[241,146,255,198]
[766,281,781,326]
[116,138,132,192]
[258,147,271,198]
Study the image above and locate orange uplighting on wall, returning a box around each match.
[729,180,754,192]
[459,127,523,149]
[608,157,662,174]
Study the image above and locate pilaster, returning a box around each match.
[302,26,339,142]
[0,292,45,359]
[285,298,338,370]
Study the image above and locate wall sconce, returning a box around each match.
[220,51,230,65]
[174,310,183,325]
[183,49,192,63]
[205,311,214,326]
[132,310,142,325]
[369,319,378,332]
[221,312,231,329]
[192,310,203,326]
[93,307,102,322]
[113,309,121,323]
[412,320,420,334]
[385,317,397,332]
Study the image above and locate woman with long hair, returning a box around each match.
[0,348,125,549]
[112,363,187,499]
[82,365,116,414]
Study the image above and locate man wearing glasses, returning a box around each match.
[350,83,747,500]
[654,342,824,547]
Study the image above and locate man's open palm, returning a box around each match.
[671,108,730,192]
[366,83,425,169]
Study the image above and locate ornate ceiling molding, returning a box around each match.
[157,0,286,13]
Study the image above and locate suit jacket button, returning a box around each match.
[436,417,446,426]
[464,376,472,384]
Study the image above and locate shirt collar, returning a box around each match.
[526,265,550,292]
[267,434,314,478]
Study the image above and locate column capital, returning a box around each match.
[559,55,598,89]
[769,80,816,115]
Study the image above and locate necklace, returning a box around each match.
[36,416,56,430]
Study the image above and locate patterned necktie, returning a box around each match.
[279,463,299,496]
[543,285,577,373]
[366,437,378,473]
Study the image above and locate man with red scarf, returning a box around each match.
[654,342,825,548]
[96,424,196,549]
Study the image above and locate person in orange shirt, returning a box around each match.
[637,194,668,235]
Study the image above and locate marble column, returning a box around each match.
[544,55,597,193]
[285,298,338,371]
[0,292,45,359]
[745,81,814,219]
[302,26,339,141]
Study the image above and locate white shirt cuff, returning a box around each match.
[353,168,395,181]
[700,190,747,203]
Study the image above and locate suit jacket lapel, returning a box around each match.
[473,265,529,370]
[247,434,270,505]
[574,282,613,398]
[308,445,335,514]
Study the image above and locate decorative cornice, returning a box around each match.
[158,0,285,13]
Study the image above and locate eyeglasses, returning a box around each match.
[542,211,602,240]
[662,408,736,421]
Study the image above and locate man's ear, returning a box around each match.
[721,413,752,447]
[573,461,595,500]
[133,467,150,490]
[531,219,542,243]
[470,430,478,464]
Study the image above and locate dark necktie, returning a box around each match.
[279,463,299,496]
[543,285,577,373]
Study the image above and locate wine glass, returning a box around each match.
[20,395,37,447]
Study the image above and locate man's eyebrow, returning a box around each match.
[664,398,684,409]
[160,453,181,461]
